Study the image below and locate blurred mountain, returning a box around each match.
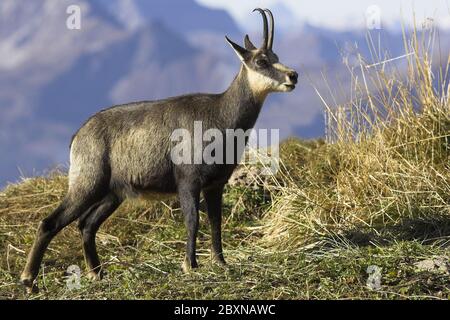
[0,0,240,186]
[1,1,449,187]
[0,0,127,185]
[36,22,198,125]
[95,0,240,36]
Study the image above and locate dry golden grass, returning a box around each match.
[262,28,450,249]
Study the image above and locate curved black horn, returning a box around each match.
[264,9,274,50]
[252,8,268,49]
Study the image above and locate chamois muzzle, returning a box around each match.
[288,71,299,84]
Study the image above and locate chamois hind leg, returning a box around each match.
[20,192,103,293]
[77,192,122,280]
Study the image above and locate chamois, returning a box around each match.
[21,8,298,292]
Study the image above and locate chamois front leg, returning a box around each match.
[178,182,201,273]
[203,184,226,266]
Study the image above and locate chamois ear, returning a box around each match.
[225,36,249,62]
[244,34,257,50]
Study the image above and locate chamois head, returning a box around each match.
[226,8,298,95]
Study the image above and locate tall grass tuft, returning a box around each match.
[262,27,450,248]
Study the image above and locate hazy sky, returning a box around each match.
[198,0,450,31]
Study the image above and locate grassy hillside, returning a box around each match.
[0,31,449,300]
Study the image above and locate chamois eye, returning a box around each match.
[256,59,269,68]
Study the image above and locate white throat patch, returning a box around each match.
[243,64,278,98]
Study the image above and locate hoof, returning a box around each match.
[211,253,227,267]
[20,276,39,294]
[214,258,228,268]
[181,258,198,274]
[86,270,103,281]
